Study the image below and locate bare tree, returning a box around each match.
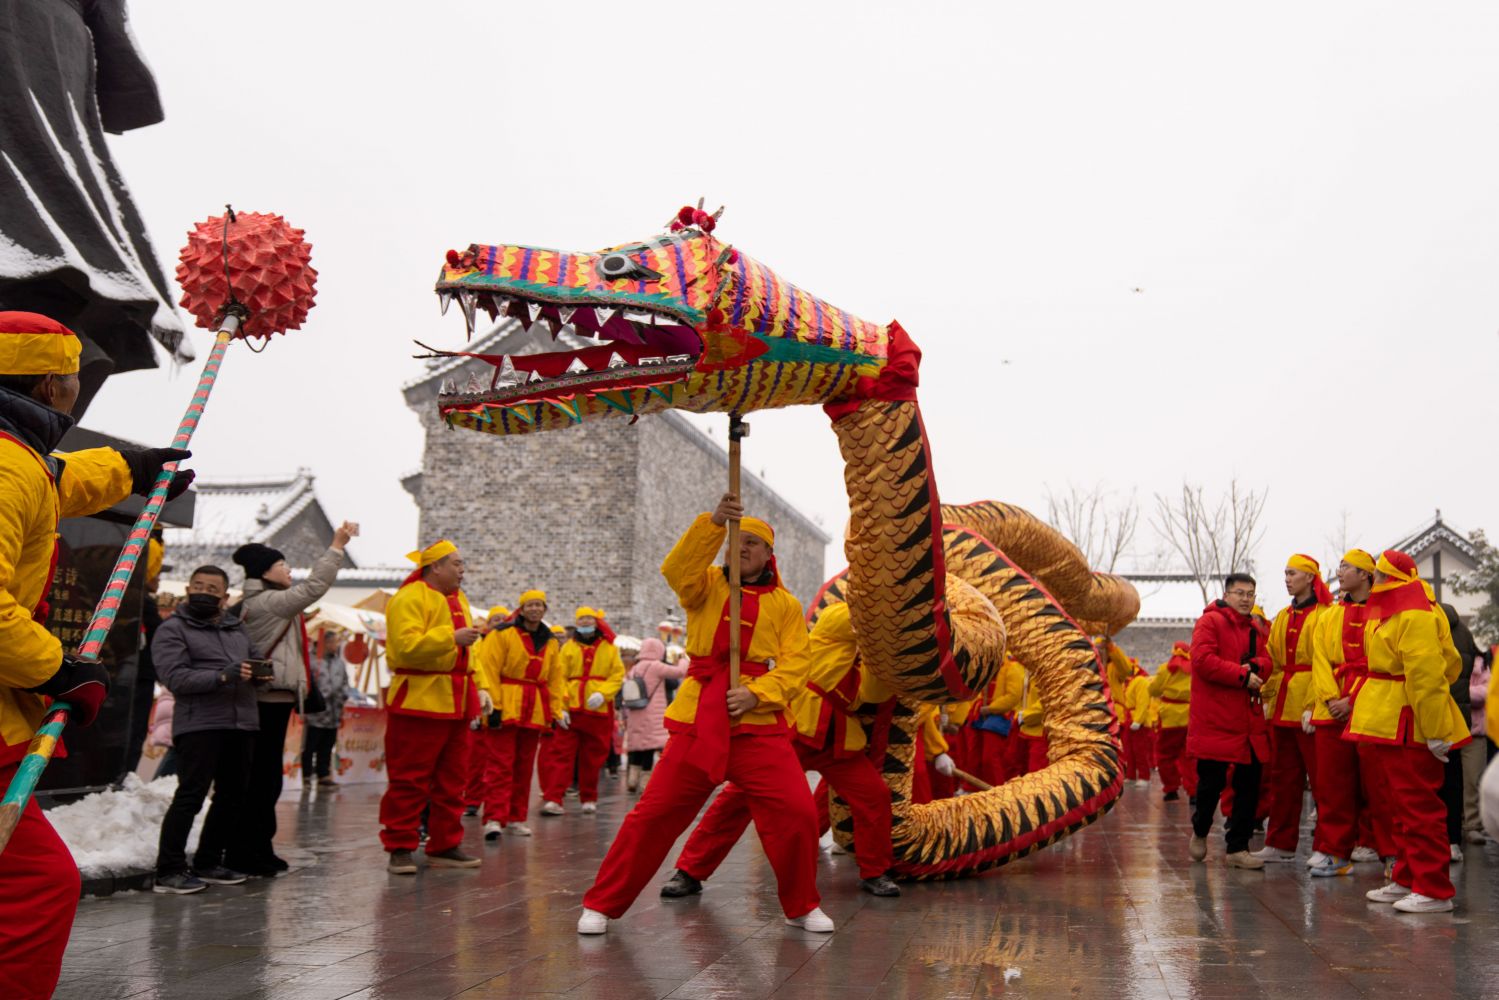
[1045,483,1140,573]
[1324,509,1354,559]
[1151,480,1269,604]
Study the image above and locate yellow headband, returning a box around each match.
[739,517,774,547]
[1286,553,1320,577]
[487,605,511,619]
[1341,548,1376,575]
[406,539,457,568]
[519,589,547,607]
[1376,552,1416,584]
[0,312,82,376]
[575,606,604,621]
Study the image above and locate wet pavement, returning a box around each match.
[58,774,1499,999]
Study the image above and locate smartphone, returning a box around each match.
[248,658,274,681]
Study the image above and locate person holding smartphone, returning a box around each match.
[151,565,265,895]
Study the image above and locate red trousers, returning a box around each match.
[678,741,893,880]
[583,733,820,919]
[1125,727,1155,781]
[538,712,612,803]
[1366,742,1453,899]
[1265,725,1317,851]
[464,726,484,808]
[1155,726,1197,795]
[0,766,78,1000]
[1356,742,1396,857]
[1312,726,1371,859]
[380,713,469,853]
[1017,734,1049,776]
[477,725,542,824]
[966,728,1011,787]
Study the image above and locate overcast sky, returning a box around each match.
[93,1,1497,614]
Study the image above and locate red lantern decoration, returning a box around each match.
[176,211,317,339]
[344,634,369,665]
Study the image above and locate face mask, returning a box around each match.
[576,625,596,637]
[185,592,222,617]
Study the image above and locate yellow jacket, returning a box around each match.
[1148,658,1191,729]
[919,702,948,758]
[987,658,1026,717]
[2,436,131,763]
[1125,674,1152,727]
[1263,600,1330,725]
[786,601,895,755]
[1348,606,1468,745]
[1019,669,1046,738]
[385,580,475,719]
[661,514,811,733]
[473,623,565,728]
[1103,640,1134,715]
[1309,600,1368,725]
[556,636,624,717]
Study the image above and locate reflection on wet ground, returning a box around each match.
[59,775,1499,998]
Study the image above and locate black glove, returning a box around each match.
[120,447,195,499]
[26,656,111,727]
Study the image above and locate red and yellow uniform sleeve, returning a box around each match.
[788,602,874,752]
[55,447,131,520]
[1350,608,1469,745]
[1264,605,1326,724]
[1125,674,1152,724]
[1309,604,1344,723]
[472,630,503,703]
[1103,641,1133,708]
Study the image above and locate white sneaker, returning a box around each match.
[540,801,564,816]
[786,907,835,933]
[1366,881,1411,903]
[1134,779,1150,788]
[577,908,608,934]
[1305,850,1328,869]
[581,801,597,814]
[506,823,533,837]
[1350,846,1380,863]
[1392,892,1453,913]
[483,820,503,841]
[1449,844,1464,863]
[1251,846,1296,863]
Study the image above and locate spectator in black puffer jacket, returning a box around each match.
[151,565,262,895]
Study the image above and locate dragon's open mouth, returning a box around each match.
[428,289,703,406]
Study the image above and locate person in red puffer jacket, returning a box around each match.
[1187,573,1272,869]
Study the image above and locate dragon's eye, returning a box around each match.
[598,253,663,282]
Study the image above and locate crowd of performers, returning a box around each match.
[374,484,1499,936]
[2,313,1495,992]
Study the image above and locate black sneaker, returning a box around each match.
[860,874,902,897]
[426,847,482,868]
[195,865,248,885]
[154,872,208,894]
[1163,790,1181,802]
[388,850,419,875]
[660,870,702,898]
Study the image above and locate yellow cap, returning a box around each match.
[739,517,774,547]
[518,589,547,607]
[487,605,511,619]
[406,539,457,567]
[575,606,604,621]
[1342,548,1376,575]
[0,312,82,376]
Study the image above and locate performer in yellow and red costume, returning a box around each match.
[471,589,564,838]
[1256,553,1333,862]
[1353,551,1469,912]
[1149,641,1195,801]
[662,601,901,898]
[1305,549,1384,876]
[379,540,483,873]
[579,494,830,934]
[538,606,624,815]
[0,313,193,997]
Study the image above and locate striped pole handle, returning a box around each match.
[0,315,239,854]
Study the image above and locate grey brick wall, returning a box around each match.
[1110,622,1194,673]
[406,360,828,636]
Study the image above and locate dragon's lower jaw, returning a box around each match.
[435,288,704,408]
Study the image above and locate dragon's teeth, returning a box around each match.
[438,290,453,316]
[543,314,562,338]
[565,357,589,374]
[607,352,627,369]
[506,299,534,331]
[558,306,575,324]
[464,372,483,393]
[457,290,477,335]
[439,378,458,395]
[527,370,543,382]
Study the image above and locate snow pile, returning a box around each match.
[47,775,200,878]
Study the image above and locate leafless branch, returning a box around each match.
[1045,483,1140,573]
[1150,479,1268,604]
